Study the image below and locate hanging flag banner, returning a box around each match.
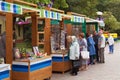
[80,17,85,23]
[40,9,45,17]
[0,1,22,14]
[57,13,62,20]
[71,15,85,23]
[40,9,62,20]
[12,4,22,14]
[0,1,11,12]
[45,10,50,18]
[51,11,57,19]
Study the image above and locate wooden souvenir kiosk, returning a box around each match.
[66,12,86,36]
[85,17,99,34]
[0,0,52,80]
[50,8,71,74]
[12,1,52,80]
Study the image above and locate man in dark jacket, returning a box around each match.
[93,31,99,62]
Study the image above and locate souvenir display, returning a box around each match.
[0,58,4,64]
[51,21,71,74]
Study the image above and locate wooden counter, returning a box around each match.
[52,53,71,74]
[12,56,52,80]
[0,64,11,80]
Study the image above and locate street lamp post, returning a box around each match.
[96,11,105,30]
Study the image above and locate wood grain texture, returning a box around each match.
[31,12,38,46]
[4,78,10,80]
[12,66,52,80]
[52,61,71,73]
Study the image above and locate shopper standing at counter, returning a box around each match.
[0,31,6,63]
[67,36,80,76]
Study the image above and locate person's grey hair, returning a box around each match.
[66,35,71,39]
[71,36,77,42]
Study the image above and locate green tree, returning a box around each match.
[52,0,68,9]
[23,0,68,9]
[23,0,51,4]
[65,0,98,17]
[103,11,120,31]
[106,0,120,21]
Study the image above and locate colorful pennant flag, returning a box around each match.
[71,15,85,23]
[0,1,22,14]
[0,1,11,12]
[57,13,62,20]
[12,4,22,14]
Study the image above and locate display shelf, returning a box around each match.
[0,64,11,80]
[38,32,45,34]
[38,42,45,45]
[12,56,52,80]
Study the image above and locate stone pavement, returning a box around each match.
[51,42,120,80]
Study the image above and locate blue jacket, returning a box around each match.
[87,36,96,55]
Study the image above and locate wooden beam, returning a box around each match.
[50,8,64,13]
[0,12,6,16]
[67,12,86,17]
[14,0,37,8]
[31,12,38,46]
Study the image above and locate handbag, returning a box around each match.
[73,60,80,68]
[81,51,90,59]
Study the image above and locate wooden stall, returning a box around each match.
[86,17,99,34]
[0,64,11,80]
[0,0,52,80]
[67,12,86,36]
[11,1,52,80]
[50,8,71,74]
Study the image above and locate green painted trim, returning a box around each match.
[51,20,59,24]
[82,20,86,36]
[86,22,98,24]
[95,23,99,32]
[64,20,71,24]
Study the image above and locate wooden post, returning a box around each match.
[5,0,13,64]
[66,12,72,35]
[44,18,51,55]
[31,12,38,46]
[44,7,51,55]
[66,24,72,36]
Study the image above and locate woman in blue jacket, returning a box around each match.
[87,33,96,64]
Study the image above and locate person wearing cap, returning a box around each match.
[98,30,106,63]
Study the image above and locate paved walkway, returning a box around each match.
[51,42,120,80]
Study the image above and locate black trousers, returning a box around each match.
[95,45,99,62]
[71,60,79,74]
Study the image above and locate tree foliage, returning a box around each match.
[65,0,98,17]
[103,12,120,31]
[23,0,51,4]
[52,0,68,9]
